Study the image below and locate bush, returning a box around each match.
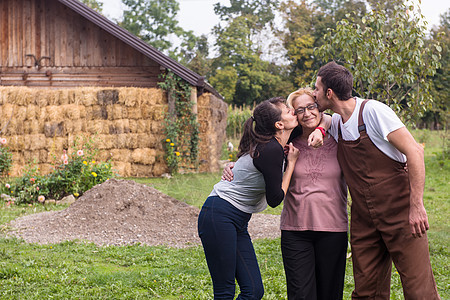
[0,138,12,177]
[5,136,115,205]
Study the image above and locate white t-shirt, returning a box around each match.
[329,97,407,163]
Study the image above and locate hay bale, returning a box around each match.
[109,119,130,134]
[27,134,46,150]
[109,149,132,162]
[131,148,156,165]
[47,137,68,152]
[136,120,149,133]
[136,133,151,148]
[7,135,24,151]
[38,149,49,162]
[75,89,97,106]
[127,107,142,119]
[15,106,27,122]
[63,104,82,120]
[97,135,114,149]
[35,90,49,107]
[71,120,86,133]
[46,106,63,122]
[44,122,65,137]
[86,120,108,134]
[111,104,126,119]
[97,89,119,105]
[111,161,131,177]
[127,134,139,149]
[25,105,38,120]
[23,150,40,164]
[128,120,138,133]
[130,163,153,177]
[152,163,168,177]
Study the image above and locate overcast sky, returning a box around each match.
[100,0,448,36]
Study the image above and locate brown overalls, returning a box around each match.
[337,100,439,299]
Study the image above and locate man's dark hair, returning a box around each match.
[317,61,353,100]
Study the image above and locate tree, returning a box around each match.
[316,2,442,124]
[81,0,103,13]
[279,0,366,87]
[425,9,449,129]
[119,0,197,56]
[214,0,279,31]
[211,14,291,105]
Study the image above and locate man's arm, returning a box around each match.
[308,113,332,147]
[387,127,428,237]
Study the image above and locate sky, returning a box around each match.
[100,0,448,37]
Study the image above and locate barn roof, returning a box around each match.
[58,0,222,99]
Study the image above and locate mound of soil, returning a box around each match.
[8,179,280,248]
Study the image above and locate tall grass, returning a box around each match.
[226,104,253,140]
[0,130,448,299]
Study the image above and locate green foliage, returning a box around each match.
[5,136,114,205]
[158,71,200,175]
[214,0,279,31]
[426,9,450,129]
[119,0,197,59]
[80,0,103,13]
[209,67,238,103]
[226,105,253,140]
[316,2,442,124]
[279,0,367,87]
[0,139,12,177]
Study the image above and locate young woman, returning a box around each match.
[197,97,300,299]
[282,87,348,299]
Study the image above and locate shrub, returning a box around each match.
[0,137,12,177]
[8,136,115,204]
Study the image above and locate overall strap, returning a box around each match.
[358,99,370,132]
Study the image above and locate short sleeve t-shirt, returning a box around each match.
[328,98,406,163]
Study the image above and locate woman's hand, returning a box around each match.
[286,142,300,165]
[221,162,235,181]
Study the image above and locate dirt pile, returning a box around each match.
[8,179,280,248]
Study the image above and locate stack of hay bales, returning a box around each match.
[0,87,167,177]
[0,86,227,177]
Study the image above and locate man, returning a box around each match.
[313,61,440,299]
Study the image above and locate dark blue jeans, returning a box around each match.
[198,196,264,300]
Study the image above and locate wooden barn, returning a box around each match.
[0,0,227,177]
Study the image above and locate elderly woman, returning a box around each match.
[282,87,348,300]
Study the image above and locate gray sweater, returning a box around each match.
[210,138,286,213]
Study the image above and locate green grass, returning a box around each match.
[0,130,448,299]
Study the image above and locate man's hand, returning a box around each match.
[308,129,324,148]
[409,204,429,238]
[221,162,235,181]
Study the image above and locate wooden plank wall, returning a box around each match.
[0,0,162,88]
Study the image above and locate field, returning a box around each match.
[0,130,448,299]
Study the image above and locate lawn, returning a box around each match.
[0,130,448,299]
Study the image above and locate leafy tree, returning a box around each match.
[209,66,238,103]
[184,35,213,77]
[119,0,197,56]
[279,0,366,87]
[81,0,103,13]
[425,9,449,129]
[214,0,279,31]
[316,2,442,124]
[211,14,291,105]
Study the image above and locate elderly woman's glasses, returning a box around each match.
[294,102,318,115]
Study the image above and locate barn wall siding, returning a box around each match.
[0,0,161,88]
